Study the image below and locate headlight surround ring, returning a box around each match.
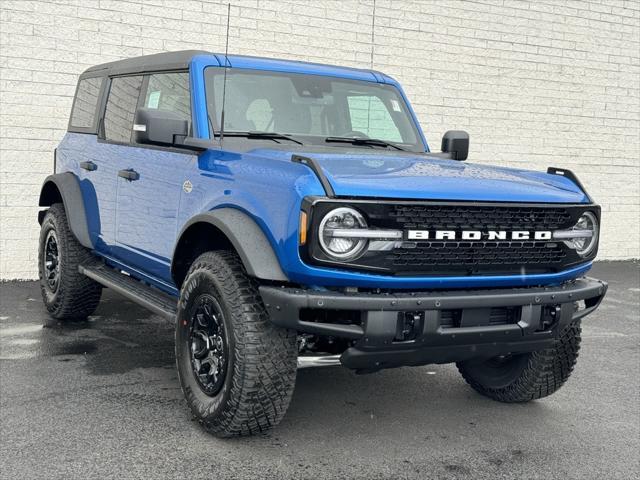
[563,211,599,257]
[573,211,599,256]
[318,207,368,261]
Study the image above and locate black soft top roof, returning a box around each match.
[81,50,208,77]
[80,50,388,84]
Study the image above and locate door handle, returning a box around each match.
[117,169,140,181]
[80,161,97,171]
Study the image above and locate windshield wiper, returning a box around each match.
[324,136,406,151]
[217,131,304,145]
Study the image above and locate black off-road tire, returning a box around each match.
[456,320,582,402]
[38,203,102,321]
[175,250,298,437]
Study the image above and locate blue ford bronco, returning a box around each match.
[38,50,607,437]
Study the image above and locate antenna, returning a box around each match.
[367,0,376,133]
[370,0,376,69]
[219,2,231,145]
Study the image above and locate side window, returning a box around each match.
[144,72,191,122]
[104,75,143,143]
[69,77,103,130]
[347,95,402,142]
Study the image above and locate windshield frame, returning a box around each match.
[201,66,428,153]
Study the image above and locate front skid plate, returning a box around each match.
[261,277,608,369]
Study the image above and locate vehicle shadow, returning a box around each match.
[274,365,549,441]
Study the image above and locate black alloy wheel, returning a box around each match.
[188,294,229,396]
[43,230,60,293]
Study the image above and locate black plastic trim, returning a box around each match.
[82,50,208,77]
[261,277,606,326]
[79,161,97,171]
[261,277,607,369]
[182,136,216,151]
[547,167,593,203]
[292,154,336,198]
[172,209,288,283]
[117,169,140,181]
[38,173,93,249]
[80,260,177,320]
[341,338,553,370]
[302,196,596,209]
[97,135,200,156]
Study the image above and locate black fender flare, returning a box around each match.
[172,209,288,282]
[38,172,93,249]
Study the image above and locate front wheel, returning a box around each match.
[456,320,582,402]
[175,251,297,437]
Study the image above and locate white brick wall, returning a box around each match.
[1,0,638,279]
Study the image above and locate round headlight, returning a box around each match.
[318,207,368,260]
[569,211,599,256]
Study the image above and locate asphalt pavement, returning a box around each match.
[1,261,638,480]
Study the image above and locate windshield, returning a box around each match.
[204,67,424,152]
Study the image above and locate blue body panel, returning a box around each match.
[56,54,595,296]
[56,134,197,294]
[57,133,118,253]
[237,147,589,203]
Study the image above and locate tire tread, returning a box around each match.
[457,321,582,402]
[178,250,297,437]
[39,203,102,320]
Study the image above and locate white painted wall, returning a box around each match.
[1,0,638,279]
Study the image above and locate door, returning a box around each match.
[90,74,145,265]
[111,72,197,284]
[63,76,118,254]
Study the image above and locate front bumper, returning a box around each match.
[260,277,607,371]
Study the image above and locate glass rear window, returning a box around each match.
[69,77,103,130]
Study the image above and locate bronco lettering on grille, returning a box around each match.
[407,230,553,241]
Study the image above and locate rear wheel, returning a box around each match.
[38,203,102,321]
[456,320,582,402]
[175,250,297,437]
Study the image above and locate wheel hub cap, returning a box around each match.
[43,231,60,293]
[188,295,228,396]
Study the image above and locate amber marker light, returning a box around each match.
[299,211,308,245]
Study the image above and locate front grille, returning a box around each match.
[380,205,575,275]
[389,241,566,269]
[388,204,572,231]
[305,200,598,277]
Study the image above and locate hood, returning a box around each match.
[247,148,590,203]
[307,151,589,203]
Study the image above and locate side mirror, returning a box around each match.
[441,130,469,161]
[133,108,189,146]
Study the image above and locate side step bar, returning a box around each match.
[297,355,342,369]
[79,261,177,320]
[80,261,344,370]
